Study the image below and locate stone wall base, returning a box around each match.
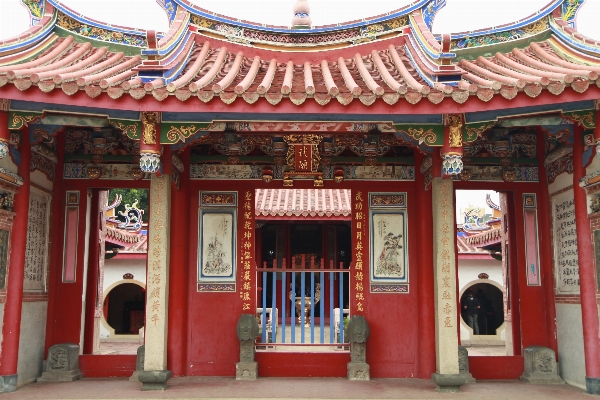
[431,373,466,392]
[520,373,565,385]
[586,377,600,395]
[0,374,17,393]
[236,362,258,380]
[347,362,370,380]
[139,370,172,391]
[461,371,476,383]
[37,369,82,382]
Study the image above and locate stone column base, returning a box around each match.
[129,371,140,382]
[138,370,172,391]
[0,374,17,393]
[38,369,83,382]
[236,362,258,380]
[347,362,370,380]
[461,371,476,383]
[431,373,466,392]
[586,377,600,395]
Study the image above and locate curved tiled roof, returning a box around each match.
[0,0,598,109]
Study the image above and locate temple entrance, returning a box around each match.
[255,189,352,350]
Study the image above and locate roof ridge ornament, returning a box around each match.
[292,0,312,30]
[20,0,46,27]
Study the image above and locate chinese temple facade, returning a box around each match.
[1,0,600,394]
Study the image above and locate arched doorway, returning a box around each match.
[103,282,145,335]
[460,282,504,335]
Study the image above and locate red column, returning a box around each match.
[83,190,100,354]
[415,150,436,378]
[573,126,600,394]
[536,128,558,354]
[167,147,190,376]
[0,126,31,384]
[44,131,65,353]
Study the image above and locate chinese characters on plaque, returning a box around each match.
[353,191,366,311]
[240,191,254,312]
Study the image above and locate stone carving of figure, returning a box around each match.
[236,314,259,363]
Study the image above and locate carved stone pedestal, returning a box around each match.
[458,346,476,383]
[236,362,258,380]
[38,344,83,382]
[431,373,466,393]
[236,314,259,380]
[0,374,17,393]
[129,345,145,382]
[139,369,172,391]
[347,316,370,381]
[520,346,564,384]
[347,362,370,380]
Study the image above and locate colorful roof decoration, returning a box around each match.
[0,0,599,111]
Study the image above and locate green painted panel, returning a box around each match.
[161,123,212,144]
[394,125,444,146]
[9,111,43,129]
[110,119,141,140]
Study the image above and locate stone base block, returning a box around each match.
[138,370,172,391]
[0,374,17,393]
[236,362,258,380]
[347,362,370,380]
[520,346,564,385]
[37,369,83,383]
[431,373,466,393]
[460,371,476,383]
[586,377,600,395]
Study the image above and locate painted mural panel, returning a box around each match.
[368,192,409,292]
[552,189,579,293]
[201,213,234,278]
[24,191,50,291]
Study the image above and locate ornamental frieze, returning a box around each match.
[56,12,147,47]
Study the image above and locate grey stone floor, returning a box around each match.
[5,376,591,399]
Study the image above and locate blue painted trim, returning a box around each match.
[0,13,56,53]
[141,15,191,57]
[403,43,436,87]
[329,272,334,344]
[175,0,430,34]
[300,272,305,343]
[48,0,147,36]
[310,272,315,343]
[320,271,325,344]
[261,271,267,343]
[271,270,277,343]
[291,272,296,343]
[550,21,600,56]
[139,33,195,84]
[281,271,286,343]
[448,0,562,40]
[465,100,595,123]
[339,272,344,344]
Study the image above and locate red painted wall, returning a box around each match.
[79,355,136,377]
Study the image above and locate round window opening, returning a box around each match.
[460,283,504,335]
[103,283,145,335]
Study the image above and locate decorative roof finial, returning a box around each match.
[292,0,312,30]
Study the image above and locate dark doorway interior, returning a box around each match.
[104,283,145,334]
[460,282,504,335]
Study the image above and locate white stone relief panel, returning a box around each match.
[552,189,579,294]
[23,190,50,291]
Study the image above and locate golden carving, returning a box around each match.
[283,134,322,173]
[406,127,437,145]
[142,112,159,145]
[465,122,494,141]
[447,114,463,148]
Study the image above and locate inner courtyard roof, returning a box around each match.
[1,0,599,114]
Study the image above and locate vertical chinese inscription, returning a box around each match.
[432,177,459,375]
[240,191,254,312]
[552,190,579,293]
[353,191,366,312]
[24,192,49,290]
[145,174,171,371]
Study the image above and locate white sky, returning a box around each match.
[456,190,499,224]
[1,0,600,40]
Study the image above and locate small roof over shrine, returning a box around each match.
[255,188,352,219]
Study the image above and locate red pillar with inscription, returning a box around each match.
[351,190,366,317]
[168,147,190,376]
[415,151,436,378]
[240,190,256,313]
[0,126,30,391]
[573,125,600,394]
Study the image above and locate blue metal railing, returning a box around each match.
[257,257,350,347]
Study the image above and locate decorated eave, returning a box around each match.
[0,0,599,109]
